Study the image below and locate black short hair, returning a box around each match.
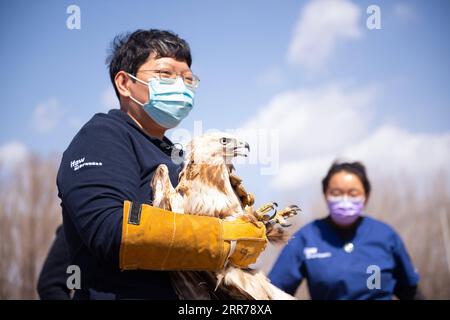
[106,29,192,99]
[321,161,371,197]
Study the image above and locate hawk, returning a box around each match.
[151,132,300,299]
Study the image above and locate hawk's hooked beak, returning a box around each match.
[233,140,250,157]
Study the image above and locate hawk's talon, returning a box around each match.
[261,210,277,222]
[259,204,301,229]
[254,202,278,221]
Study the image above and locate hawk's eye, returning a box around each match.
[220,137,229,145]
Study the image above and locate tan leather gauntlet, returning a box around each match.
[119,201,267,271]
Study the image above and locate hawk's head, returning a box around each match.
[179,132,251,217]
[186,132,250,169]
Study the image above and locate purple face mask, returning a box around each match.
[327,196,365,226]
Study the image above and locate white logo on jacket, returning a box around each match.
[303,247,332,260]
[70,157,102,171]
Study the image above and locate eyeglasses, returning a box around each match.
[138,69,200,90]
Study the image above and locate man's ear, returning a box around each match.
[115,71,132,98]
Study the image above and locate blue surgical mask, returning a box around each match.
[127,73,194,129]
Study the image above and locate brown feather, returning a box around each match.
[151,132,296,300]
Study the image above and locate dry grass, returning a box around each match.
[0,153,449,299]
[0,154,61,299]
[366,171,450,299]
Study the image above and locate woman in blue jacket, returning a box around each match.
[269,161,421,300]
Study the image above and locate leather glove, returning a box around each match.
[119,201,267,271]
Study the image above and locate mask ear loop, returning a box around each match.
[127,73,150,107]
[129,95,145,107]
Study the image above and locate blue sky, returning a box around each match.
[1,0,449,210]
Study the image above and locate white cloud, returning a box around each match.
[238,83,450,195]
[31,98,64,133]
[100,87,119,112]
[272,125,450,192]
[343,125,450,178]
[287,0,362,70]
[0,141,28,171]
[241,84,377,160]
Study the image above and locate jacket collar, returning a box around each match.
[107,109,183,158]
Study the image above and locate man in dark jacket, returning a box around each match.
[42,29,267,300]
